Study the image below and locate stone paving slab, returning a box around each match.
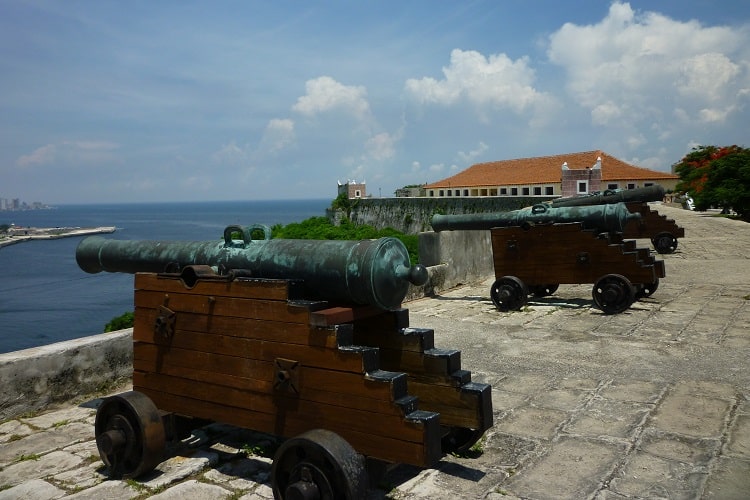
[0,204,748,499]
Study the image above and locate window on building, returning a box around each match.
[545,186,554,195]
[644,182,653,187]
[577,181,588,194]
[354,190,361,198]
[480,189,488,196]
[607,184,618,190]
[439,190,444,197]
[522,187,530,196]
[490,188,498,196]
[627,183,636,190]
[511,187,518,195]
[429,190,434,197]
[463,189,469,196]
[447,190,452,196]
[500,188,508,195]
[533,186,542,196]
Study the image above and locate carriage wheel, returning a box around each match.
[271,429,367,500]
[652,232,678,254]
[635,278,659,299]
[529,284,559,297]
[592,274,635,314]
[441,426,484,455]
[94,391,166,479]
[490,276,529,311]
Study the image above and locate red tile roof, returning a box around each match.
[424,150,677,189]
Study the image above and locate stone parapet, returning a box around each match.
[0,329,133,420]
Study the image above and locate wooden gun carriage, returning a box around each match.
[549,185,685,254]
[621,202,685,254]
[78,231,492,499]
[489,222,666,314]
[431,202,667,314]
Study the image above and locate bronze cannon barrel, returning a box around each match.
[549,184,665,207]
[76,228,427,311]
[430,203,641,233]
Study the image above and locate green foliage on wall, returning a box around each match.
[272,216,419,265]
[104,311,134,332]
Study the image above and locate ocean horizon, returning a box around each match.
[0,199,331,353]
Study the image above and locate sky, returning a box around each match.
[1,1,749,205]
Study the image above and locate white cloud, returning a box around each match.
[457,141,488,163]
[364,132,397,161]
[260,118,296,154]
[547,1,750,127]
[429,163,446,174]
[591,101,624,126]
[17,144,57,167]
[211,141,248,166]
[16,141,120,168]
[677,53,740,101]
[405,49,551,116]
[292,76,370,120]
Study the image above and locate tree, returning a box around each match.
[673,145,750,220]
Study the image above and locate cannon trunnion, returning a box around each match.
[93,269,492,498]
[489,223,666,314]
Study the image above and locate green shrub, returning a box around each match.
[104,311,134,332]
[272,217,419,265]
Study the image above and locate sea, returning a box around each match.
[0,199,330,354]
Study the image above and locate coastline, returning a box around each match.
[0,226,116,248]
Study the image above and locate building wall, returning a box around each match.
[426,184,560,198]
[335,196,553,233]
[338,182,366,199]
[561,167,602,197]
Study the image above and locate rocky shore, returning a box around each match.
[0,226,116,248]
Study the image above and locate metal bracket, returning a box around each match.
[154,305,176,339]
[274,358,300,394]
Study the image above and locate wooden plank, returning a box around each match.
[375,347,461,379]
[134,327,380,373]
[622,203,685,239]
[491,224,660,285]
[133,307,352,349]
[134,289,314,324]
[135,273,306,301]
[409,381,493,431]
[134,371,426,443]
[352,326,436,353]
[309,305,385,327]
[133,343,407,406]
[137,387,442,467]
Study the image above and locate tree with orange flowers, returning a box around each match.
[673,145,750,221]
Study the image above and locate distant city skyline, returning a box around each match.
[0,197,49,211]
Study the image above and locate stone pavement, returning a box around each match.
[1,203,748,499]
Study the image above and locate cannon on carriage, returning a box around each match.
[76,225,493,499]
[549,184,685,254]
[431,203,666,314]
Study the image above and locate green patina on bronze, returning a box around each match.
[550,184,665,207]
[430,202,641,233]
[76,224,427,311]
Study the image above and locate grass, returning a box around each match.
[14,453,41,463]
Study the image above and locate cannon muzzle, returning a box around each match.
[430,203,641,233]
[76,227,427,311]
[550,184,665,207]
